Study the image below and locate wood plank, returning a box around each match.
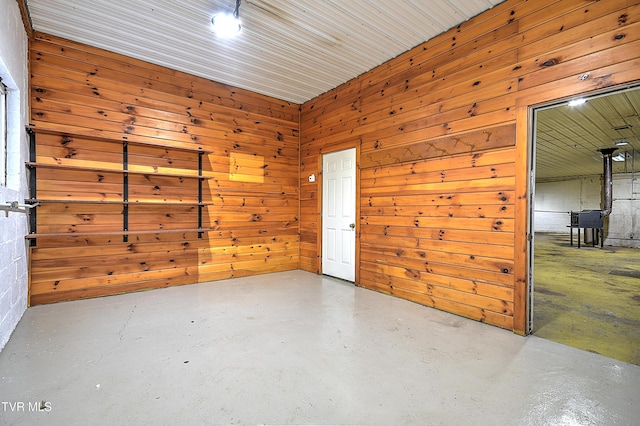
[28,160,207,179]
[30,236,299,261]
[360,245,514,275]
[31,247,298,282]
[361,255,513,287]
[362,232,513,257]
[360,147,516,179]
[30,276,196,305]
[363,190,515,207]
[360,176,515,197]
[360,225,515,248]
[360,204,513,220]
[29,125,210,152]
[359,269,514,302]
[518,31,640,92]
[361,163,516,187]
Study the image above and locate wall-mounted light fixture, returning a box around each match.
[212,0,242,38]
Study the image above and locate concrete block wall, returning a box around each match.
[534,176,601,232]
[0,0,30,351]
[607,174,640,248]
[534,174,639,248]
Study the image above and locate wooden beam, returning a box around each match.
[15,0,33,38]
[512,106,531,336]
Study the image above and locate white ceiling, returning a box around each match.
[24,0,640,180]
[25,0,503,104]
[536,86,640,181]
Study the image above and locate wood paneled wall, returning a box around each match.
[27,0,640,332]
[29,33,300,305]
[300,0,640,332]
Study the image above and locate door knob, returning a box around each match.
[349,223,355,230]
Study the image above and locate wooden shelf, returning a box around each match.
[27,199,205,206]
[26,161,212,180]
[27,126,212,153]
[27,199,123,205]
[127,201,205,206]
[27,127,209,245]
[25,227,214,239]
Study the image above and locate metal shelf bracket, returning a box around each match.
[1,201,39,217]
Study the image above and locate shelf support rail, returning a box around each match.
[198,151,203,239]
[27,127,38,246]
[123,140,129,243]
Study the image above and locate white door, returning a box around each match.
[322,148,356,281]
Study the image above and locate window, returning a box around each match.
[0,78,7,187]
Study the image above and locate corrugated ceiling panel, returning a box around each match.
[536,86,640,181]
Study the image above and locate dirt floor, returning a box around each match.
[533,232,640,365]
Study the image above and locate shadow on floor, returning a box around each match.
[533,232,640,365]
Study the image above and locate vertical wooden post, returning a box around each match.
[513,105,531,336]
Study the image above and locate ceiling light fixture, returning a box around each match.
[612,153,627,162]
[567,98,586,107]
[212,0,242,38]
[613,124,633,131]
[615,140,629,146]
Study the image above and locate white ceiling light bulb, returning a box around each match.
[212,13,241,38]
[212,0,242,38]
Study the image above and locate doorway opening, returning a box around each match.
[530,84,640,365]
[322,148,356,282]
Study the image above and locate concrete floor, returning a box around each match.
[533,232,640,365]
[1,271,639,425]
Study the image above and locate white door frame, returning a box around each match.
[321,147,357,282]
[527,83,640,334]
